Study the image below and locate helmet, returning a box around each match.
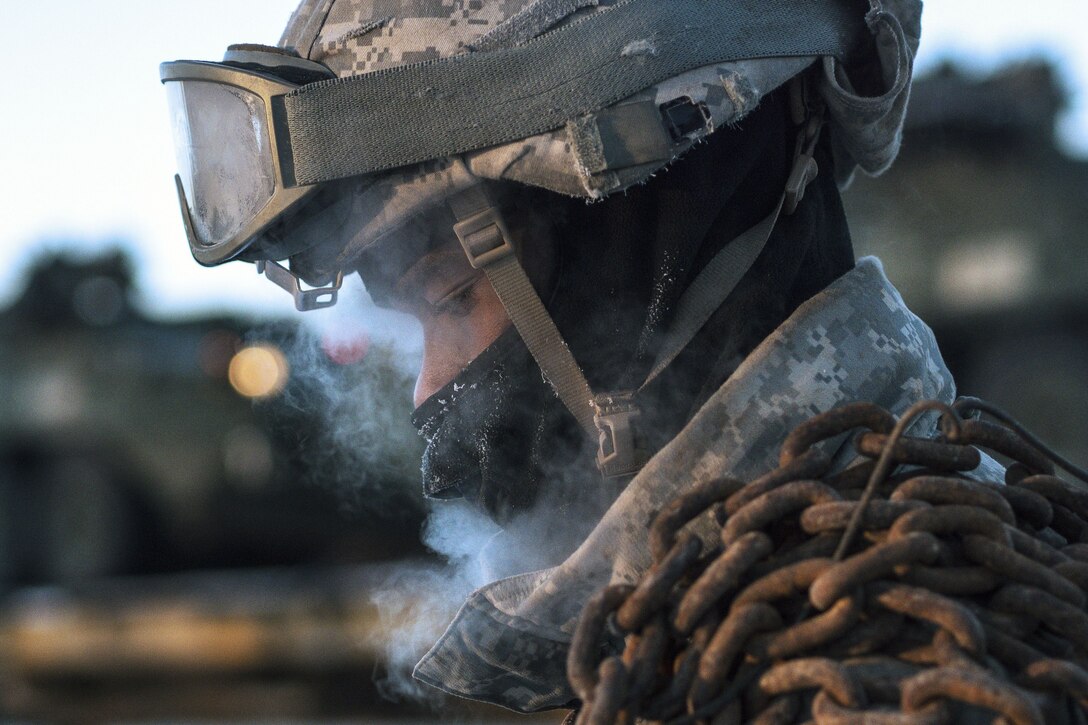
[161,0,922,479]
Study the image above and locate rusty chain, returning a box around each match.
[567,398,1088,724]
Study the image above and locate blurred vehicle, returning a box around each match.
[844,60,1088,466]
[0,251,425,586]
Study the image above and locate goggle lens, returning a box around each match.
[166,80,276,248]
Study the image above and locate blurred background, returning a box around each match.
[0,1,1086,722]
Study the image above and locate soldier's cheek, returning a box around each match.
[413,285,511,408]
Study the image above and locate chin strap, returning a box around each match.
[448,185,600,441]
[449,77,825,480]
[639,79,824,391]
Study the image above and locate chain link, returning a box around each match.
[566,398,1088,724]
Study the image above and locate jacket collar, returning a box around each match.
[414,257,962,712]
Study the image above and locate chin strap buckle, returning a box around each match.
[784,114,823,214]
[784,144,820,215]
[453,205,516,269]
[784,74,825,215]
[593,391,648,479]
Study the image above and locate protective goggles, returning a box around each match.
[160,48,335,268]
[161,0,860,305]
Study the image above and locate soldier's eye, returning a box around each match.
[433,277,480,317]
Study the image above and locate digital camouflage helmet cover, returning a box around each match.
[161,0,922,476]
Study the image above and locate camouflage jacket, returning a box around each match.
[413,257,1002,712]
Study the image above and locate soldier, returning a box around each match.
[160,0,972,714]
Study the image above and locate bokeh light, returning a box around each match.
[227,344,289,399]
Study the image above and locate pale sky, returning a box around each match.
[1,0,1086,321]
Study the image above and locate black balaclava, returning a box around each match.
[410,325,623,531]
[406,85,855,532]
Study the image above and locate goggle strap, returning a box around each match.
[283,0,863,185]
